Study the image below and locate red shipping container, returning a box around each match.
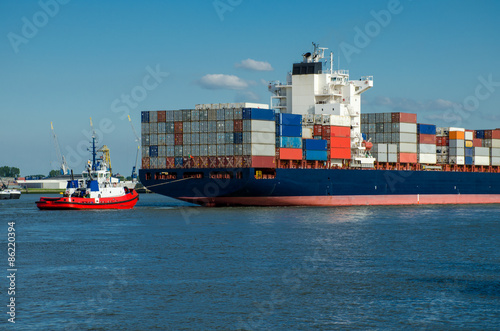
[183,157,192,169]
[493,129,500,139]
[391,112,417,123]
[142,157,150,169]
[418,134,436,144]
[251,156,276,168]
[200,156,209,168]
[226,156,235,168]
[234,119,243,132]
[473,138,482,147]
[174,133,183,145]
[330,126,350,137]
[279,148,303,160]
[209,156,218,168]
[157,111,166,122]
[234,156,243,168]
[330,137,351,148]
[166,157,175,168]
[243,156,252,168]
[398,153,417,163]
[192,156,200,168]
[174,122,183,133]
[330,148,351,159]
[314,125,322,136]
[217,156,227,167]
[322,126,331,137]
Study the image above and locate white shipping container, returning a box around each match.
[373,143,388,153]
[492,139,500,148]
[474,147,490,157]
[491,148,500,157]
[392,123,417,133]
[388,144,398,154]
[388,153,398,163]
[418,144,436,154]
[252,143,276,156]
[449,147,465,156]
[418,153,437,164]
[375,153,387,163]
[449,156,465,165]
[448,127,465,132]
[393,133,417,143]
[464,131,473,140]
[474,156,490,166]
[491,156,500,166]
[398,143,417,153]
[244,120,275,133]
[449,139,464,148]
[323,115,350,127]
[302,127,313,139]
[149,111,158,123]
[436,146,449,155]
[250,132,275,144]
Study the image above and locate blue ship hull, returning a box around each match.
[139,168,500,206]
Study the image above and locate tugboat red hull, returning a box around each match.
[36,190,139,210]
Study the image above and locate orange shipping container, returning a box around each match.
[157,110,166,122]
[279,148,303,160]
[330,148,351,159]
[418,134,436,144]
[330,126,350,137]
[398,153,417,163]
[330,136,351,148]
[449,131,465,140]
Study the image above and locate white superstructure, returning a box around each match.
[269,43,375,167]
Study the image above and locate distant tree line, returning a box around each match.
[0,166,20,178]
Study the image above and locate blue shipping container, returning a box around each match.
[275,113,302,126]
[242,108,275,121]
[277,136,302,148]
[304,150,328,161]
[149,145,158,157]
[465,147,474,157]
[233,132,243,144]
[278,125,302,137]
[141,111,150,123]
[174,157,183,167]
[465,156,473,165]
[417,124,437,135]
[303,139,327,151]
[475,130,485,139]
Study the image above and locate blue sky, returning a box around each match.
[1,0,500,176]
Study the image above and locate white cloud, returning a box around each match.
[197,74,248,90]
[235,58,273,71]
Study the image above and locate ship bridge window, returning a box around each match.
[145,172,152,180]
[183,172,203,179]
[210,171,233,179]
[254,169,276,180]
[156,172,177,180]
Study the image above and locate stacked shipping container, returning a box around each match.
[417,124,437,164]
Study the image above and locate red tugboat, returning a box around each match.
[36,138,139,210]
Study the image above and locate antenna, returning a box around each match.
[330,52,333,74]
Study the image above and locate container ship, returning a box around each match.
[139,43,500,206]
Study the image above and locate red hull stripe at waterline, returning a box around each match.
[178,194,500,207]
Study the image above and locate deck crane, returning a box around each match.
[50,122,69,175]
[128,115,141,182]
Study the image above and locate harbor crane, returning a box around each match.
[50,122,69,175]
[128,115,141,182]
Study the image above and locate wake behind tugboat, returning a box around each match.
[36,137,138,210]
